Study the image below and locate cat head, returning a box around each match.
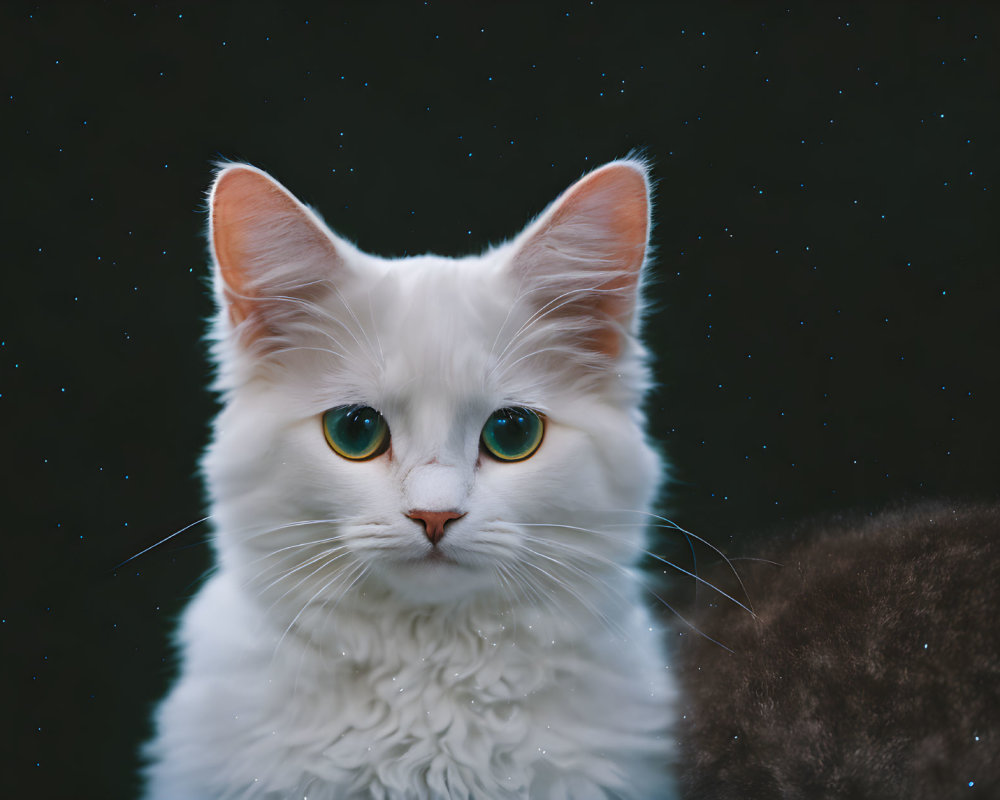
[203,160,662,611]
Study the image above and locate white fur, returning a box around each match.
[144,161,677,799]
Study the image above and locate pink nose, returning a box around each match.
[406,510,465,545]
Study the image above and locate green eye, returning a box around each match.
[322,405,390,461]
[481,407,544,462]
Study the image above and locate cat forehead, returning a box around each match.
[351,251,512,349]
[368,251,505,300]
[316,249,530,396]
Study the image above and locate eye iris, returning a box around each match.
[322,406,389,460]
[482,407,543,461]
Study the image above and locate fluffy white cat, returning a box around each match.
[143,159,677,799]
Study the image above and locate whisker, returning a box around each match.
[518,559,627,639]
[524,547,628,639]
[268,293,371,357]
[727,556,783,567]
[242,517,351,542]
[502,560,551,611]
[304,562,371,684]
[243,534,345,568]
[366,291,385,366]
[491,346,581,381]
[316,561,370,628]
[494,562,529,609]
[516,522,756,617]
[623,512,755,612]
[642,585,735,654]
[115,515,213,569]
[516,531,627,572]
[490,286,569,368]
[238,536,347,587]
[491,564,519,640]
[332,287,382,368]
[256,550,352,610]
[509,529,751,652]
[271,562,358,664]
[517,542,628,607]
[248,546,351,598]
[283,559,370,682]
[269,344,349,361]
[490,284,619,376]
[296,319,352,355]
[488,293,525,364]
[516,529,738,652]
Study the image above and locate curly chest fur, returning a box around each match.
[147,575,675,799]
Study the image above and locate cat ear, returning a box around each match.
[210,163,340,346]
[506,159,651,358]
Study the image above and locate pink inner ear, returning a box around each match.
[551,164,649,267]
[211,166,336,330]
[538,163,650,356]
[212,167,283,326]
[551,164,649,308]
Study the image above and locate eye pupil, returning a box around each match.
[322,405,390,460]
[481,407,544,462]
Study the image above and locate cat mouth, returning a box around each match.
[388,544,481,571]
[423,549,456,565]
[401,548,469,569]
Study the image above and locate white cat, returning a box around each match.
[143,159,677,799]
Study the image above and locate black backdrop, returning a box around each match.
[3,2,998,797]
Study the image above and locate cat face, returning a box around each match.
[203,162,661,610]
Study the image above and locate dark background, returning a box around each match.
[2,2,998,797]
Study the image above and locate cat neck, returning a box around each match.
[244,564,640,668]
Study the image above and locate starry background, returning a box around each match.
[2,2,998,797]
